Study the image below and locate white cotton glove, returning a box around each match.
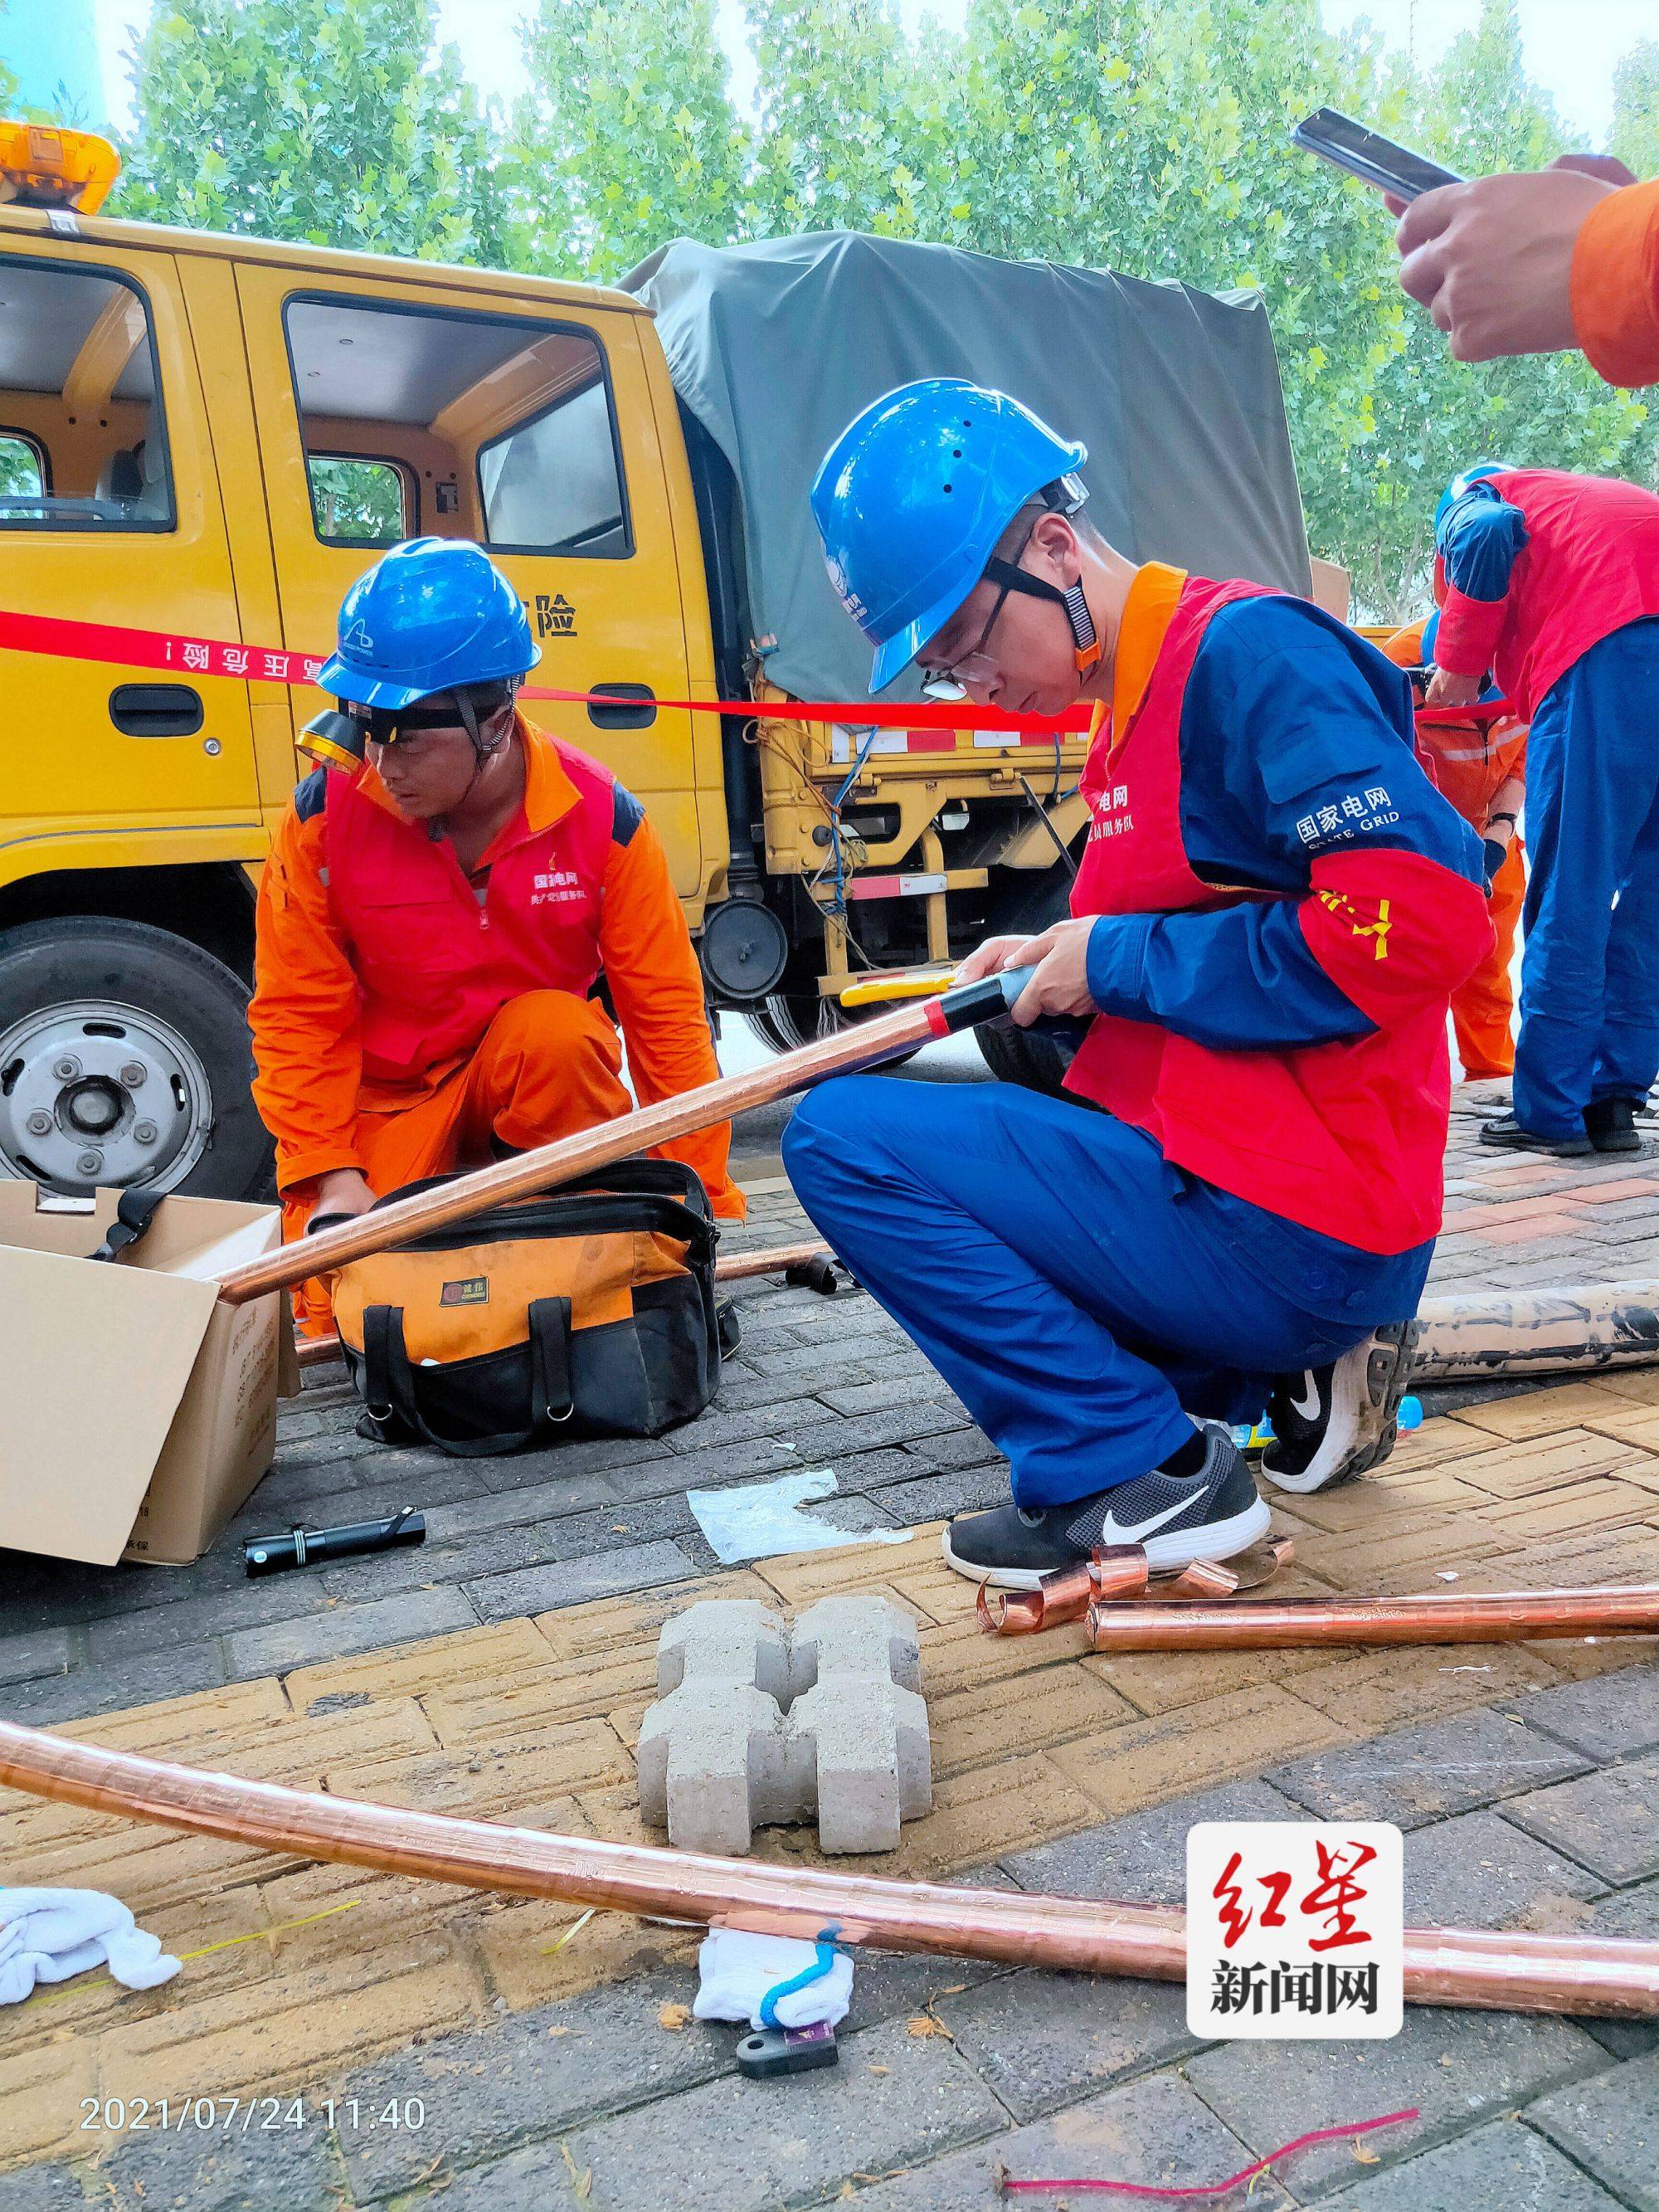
[693,1927,854,2031]
[0,1888,181,2005]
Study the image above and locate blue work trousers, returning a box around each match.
[782,1078,1431,1510]
[1514,620,1659,1139]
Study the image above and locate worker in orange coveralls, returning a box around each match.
[1380,611,1525,1081]
[251,538,744,1334]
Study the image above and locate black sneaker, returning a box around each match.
[1480,1113,1592,1157]
[941,1424,1269,1589]
[1260,1321,1419,1496]
[1584,1097,1644,1154]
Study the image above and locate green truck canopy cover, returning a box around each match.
[622,230,1311,704]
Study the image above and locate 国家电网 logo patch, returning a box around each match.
[440,1276,489,1305]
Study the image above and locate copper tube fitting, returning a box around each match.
[1086,1584,1659,1652]
[978,1547,1151,1635]
[0,1719,1654,2017]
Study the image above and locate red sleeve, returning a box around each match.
[1432,586,1508,680]
[599,817,747,1222]
[1298,846,1494,1025]
[1571,178,1659,389]
[249,801,367,1194]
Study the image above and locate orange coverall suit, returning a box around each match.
[1382,617,1526,1079]
[251,714,745,1333]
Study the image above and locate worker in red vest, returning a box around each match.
[788,382,1491,1585]
[1379,611,1526,1082]
[251,539,743,1335]
[1429,463,1659,1156]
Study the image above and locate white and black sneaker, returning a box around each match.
[1260,1321,1420,1495]
[941,1423,1271,1590]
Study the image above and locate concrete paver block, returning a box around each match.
[639,1593,932,1854]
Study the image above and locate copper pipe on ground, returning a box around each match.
[217,997,946,1307]
[0,1719,1654,2017]
[294,1240,839,1368]
[1086,1584,1659,1652]
[1414,1282,1659,1382]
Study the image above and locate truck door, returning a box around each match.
[232,266,707,894]
[0,236,259,858]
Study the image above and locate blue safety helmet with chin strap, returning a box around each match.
[318,538,539,709]
[1434,460,1510,548]
[810,379,1090,693]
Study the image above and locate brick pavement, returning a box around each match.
[1,1098,1658,2204]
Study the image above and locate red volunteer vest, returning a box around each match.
[1477,468,1659,719]
[1063,576,1451,1255]
[322,737,617,1089]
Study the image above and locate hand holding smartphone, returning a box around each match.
[1292,108,1462,203]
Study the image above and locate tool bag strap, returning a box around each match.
[87,1186,165,1264]
[361,1298,575,1459]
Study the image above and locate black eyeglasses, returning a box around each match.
[918,516,1039,702]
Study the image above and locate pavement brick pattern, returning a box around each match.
[1,1113,1657,2205]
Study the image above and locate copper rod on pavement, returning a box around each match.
[294,1239,836,1367]
[0,1719,1654,2017]
[216,969,1034,1307]
[1086,1584,1659,1652]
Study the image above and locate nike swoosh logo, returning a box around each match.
[1098,1493,1195,1544]
[1288,1375,1321,1421]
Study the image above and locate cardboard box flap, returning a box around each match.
[0,1245,220,1566]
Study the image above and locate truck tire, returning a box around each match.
[976,1019,1077,1097]
[0,917,273,1201]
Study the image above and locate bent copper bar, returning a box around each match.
[1086,1584,1659,1652]
[216,968,1039,1306]
[1415,1282,1659,1382]
[293,1240,839,1368]
[0,1719,1654,2017]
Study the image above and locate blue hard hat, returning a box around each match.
[319,538,539,709]
[1433,460,1509,546]
[811,379,1088,692]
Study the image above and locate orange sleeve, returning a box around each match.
[1571,178,1659,387]
[249,797,367,1195]
[599,816,747,1221]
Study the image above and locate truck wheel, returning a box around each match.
[976,1019,1077,1097]
[0,917,273,1201]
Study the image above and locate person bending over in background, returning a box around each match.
[1426,462,1659,1157]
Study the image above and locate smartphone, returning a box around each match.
[1292,107,1463,202]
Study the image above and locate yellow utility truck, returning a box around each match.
[0,125,1311,1198]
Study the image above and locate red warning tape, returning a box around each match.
[0,604,1087,734]
[0,603,1512,735]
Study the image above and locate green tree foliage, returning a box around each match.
[98,0,1658,617]
[112,0,506,266]
[1611,38,1659,182]
[504,0,749,280]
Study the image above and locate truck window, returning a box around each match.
[308,453,411,543]
[281,294,628,558]
[0,259,172,530]
[477,381,627,557]
[0,432,44,496]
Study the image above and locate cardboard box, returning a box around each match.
[0,1183,298,1567]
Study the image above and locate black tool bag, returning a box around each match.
[322,1160,738,1458]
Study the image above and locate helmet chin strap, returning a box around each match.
[980,555,1102,676]
[429,692,516,842]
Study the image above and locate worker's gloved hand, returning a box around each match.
[305,1168,377,1236]
[1482,836,1508,891]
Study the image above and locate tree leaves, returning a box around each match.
[106,0,1659,618]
